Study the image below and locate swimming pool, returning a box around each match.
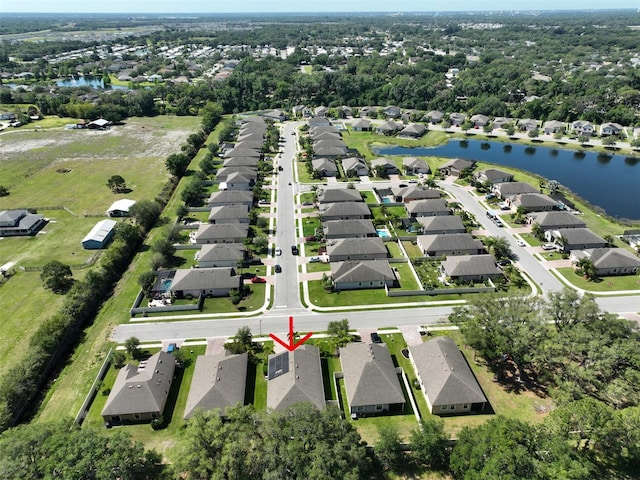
[376,228,391,238]
[160,278,173,293]
[382,198,392,203]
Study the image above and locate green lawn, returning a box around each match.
[302,216,322,237]
[394,262,421,290]
[84,345,205,457]
[520,233,543,247]
[360,190,378,204]
[305,262,331,273]
[342,130,450,160]
[402,240,423,257]
[385,241,404,258]
[555,267,640,292]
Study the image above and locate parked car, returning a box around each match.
[274,264,282,273]
[291,245,299,255]
[398,183,408,187]
[515,239,526,247]
[251,277,267,283]
[278,166,283,171]
[497,259,511,266]
[370,332,382,343]
[542,243,556,250]
[248,258,262,265]
[309,256,321,263]
[275,248,282,256]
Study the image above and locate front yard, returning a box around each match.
[555,267,640,292]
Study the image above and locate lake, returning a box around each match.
[375,139,640,221]
[56,76,129,90]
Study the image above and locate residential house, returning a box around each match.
[402,157,430,175]
[417,233,484,257]
[196,244,246,268]
[208,205,250,224]
[311,158,339,177]
[309,125,340,137]
[474,168,514,185]
[392,186,441,203]
[87,118,112,129]
[266,345,325,411]
[326,237,388,262]
[314,106,329,117]
[337,105,353,118]
[292,105,309,118]
[493,181,539,199]
[207,190,254,207]
[323,219,377,239]
[311,131,341,142]
[548,228,607,253]
[382,105,402,119]
[107,199,136,217]
[317,188,362,204]
[222,157,261,169]
[339,342,405,415]
[170,267,241,298]
[375,120,403,136]
[82,219,117,249]
[440,254,502,282]
[438,158,476,177]
[351,118,371,131]
[424,110,444,124]
[313,146,349,158]
[331,260,396,290]
[571,248,640,276]
[195,223,249,244]
[370,157,399,175]
[543,120,566,135]
[406,199,452,218]
[518,119,538,132]
[0,209,47,237]
[449,112,467,127]
[528,211,586,231]
[216,166,258,182]
[234,140,264,151]
[101,351,175,424]
[470,114,490,127]
[359,106,373,118]
[320,202,372,221]
[262,109,287,122]
[313,138,346,150]
[223,147,261,159]
[220,172,255,191]
[600,122,624,136]
[416,216,466,235]
[493,117,513,130]
[183,353,248,419]
[342,157,370,177]
[509,193,558,212]
[398,123,426,138]
[410,337,488,415]
[571,120,595,137]
[308,116,331,127]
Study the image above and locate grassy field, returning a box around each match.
[555,267,640,292]
[0,115,200,382]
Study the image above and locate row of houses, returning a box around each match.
[102,335,487,424]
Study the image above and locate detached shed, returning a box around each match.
[82,219,117,249]
[107,199,136,217]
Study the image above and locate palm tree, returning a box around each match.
[576,257,598,281]
[485,236,512,260]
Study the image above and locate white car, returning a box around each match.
[542,243,556,251]
[309,256,321,263]
[275,248,282,256]
[515,239,526,247]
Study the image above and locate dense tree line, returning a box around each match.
[451,289,640,408]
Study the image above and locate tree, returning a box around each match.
[124,336,140,359]
[528,128,540,139]
[0,421,162,479]
[234,326,253,351]
[151,237,175,260]
[111,350,126,368]
[114,222,141,248]
[40,260,73,293]
[200,154,217,176]
[327,319,351,349]
[0,185,9,197]
[409,417,450,469]
[484,236,513,260]
[375,424,403,472]
[129,199,162,231]
[106,174,127,193]
[138,271,157,297]
[165,153,190,177]
[576,257,598,281]
[603,234,615,247]
[505,124,516,136]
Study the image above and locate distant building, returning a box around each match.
[0,209,47,237]
[82,219,117,249]
[106,199,136,217]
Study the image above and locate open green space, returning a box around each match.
[394,262,421,290]
[304,261,331,273]
[385,241,404,258]
[301,216,322,237]
[343,130,450,159]
[555,267,640,292]
[360,190,378,204]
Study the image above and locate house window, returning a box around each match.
[151,413,158,419]
[375,404,383,411]
[450,405,455,410]
[134,413,141,420]
[356,406,364,411]
[441,405,448,411]
[463,404,468,409]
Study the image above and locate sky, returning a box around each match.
[1,0,638,14]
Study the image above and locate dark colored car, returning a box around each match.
[370,332,382,343]
[274,264,282,273]
[291,245,299,255]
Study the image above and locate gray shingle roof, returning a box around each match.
[530,211,586,229]
[439,158,475,172]
[327,237,387,257]
[406,199,451,215]
[197,244,245,263]
[512,193,558,209]
[317,188,363,204]
[312,158,338,173]
[183,353,248,418]
[441,254,501,277]
[416,216,466,234]
[494,182,539,196]
[102,351,175,417]
[402,157,430,172]
[320,202,371,218]
[584,248,640,269]
[207,190,254,205]
[196,223,249,242]
[323,219,376,237]
[170,267,240,292]
[208,205,249,221]
[331,260,395,283]
[392,186,441,201]
[476,168,513,182]
[267,345,325,411]
[410,337,487,408]
[340,342,405,408]
[554,228,606,245]
[417,233,484,253]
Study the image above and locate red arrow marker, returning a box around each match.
[270,316,313,352]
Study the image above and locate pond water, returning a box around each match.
[375,140,640,221]
[55,76,129,90]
